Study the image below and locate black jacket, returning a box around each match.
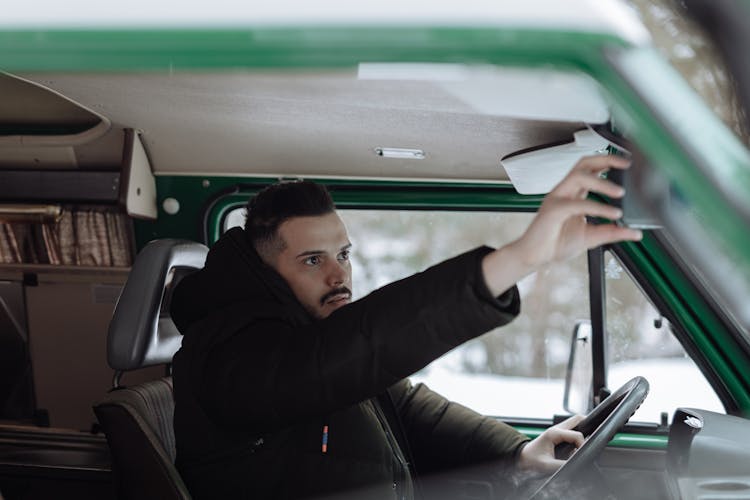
[171,227,528,499]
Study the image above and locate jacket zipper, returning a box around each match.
[371,399,410,500]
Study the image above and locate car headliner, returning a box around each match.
[2,69,603,182]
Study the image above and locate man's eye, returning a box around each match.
[338,250,350,261]
[304,256,321,266]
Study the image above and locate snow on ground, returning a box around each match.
[609,357,724,423]
[410,368,567,418]
[411,357,724,424]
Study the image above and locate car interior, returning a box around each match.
[1,2,750,499]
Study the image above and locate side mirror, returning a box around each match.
[563,320,595,414]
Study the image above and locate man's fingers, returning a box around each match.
[557,414,585,430]
[543,458,567,472]
[550,428,585,448]
[552,154,630,198]
[550,198,623,221]
[556,171,626,200]
[575,154,630,174]
[585,223,643,249]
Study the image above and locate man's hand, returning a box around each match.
[518,415,585,473]
[482,155,643,296]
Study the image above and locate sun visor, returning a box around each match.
[121,129,157,220]
[501,129,610,194]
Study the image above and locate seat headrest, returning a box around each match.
[107,239,208,373]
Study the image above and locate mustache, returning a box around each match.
[320,287,352,306]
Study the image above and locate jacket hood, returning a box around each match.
[170,227,310,334]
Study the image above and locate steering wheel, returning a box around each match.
[528,376,649,500]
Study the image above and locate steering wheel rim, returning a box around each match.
[528,376,649,500]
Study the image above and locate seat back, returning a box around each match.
[94,378,187,499]
[94,239,208,500]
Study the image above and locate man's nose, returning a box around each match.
[326,260,348,286]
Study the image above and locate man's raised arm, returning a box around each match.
[481,155,643,298]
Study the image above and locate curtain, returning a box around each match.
[0,208,133,267]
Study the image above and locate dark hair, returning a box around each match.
[244,181,335,260]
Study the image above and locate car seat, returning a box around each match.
[93,239,207,500]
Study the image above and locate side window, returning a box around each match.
[604,252,724,423]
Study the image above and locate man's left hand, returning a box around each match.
[518,415,585,473]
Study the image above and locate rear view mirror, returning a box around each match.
[563,320,595,414]
[607,159,663,230]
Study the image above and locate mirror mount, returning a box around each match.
[588,246,610,406]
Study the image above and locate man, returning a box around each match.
[170,155,641,499]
